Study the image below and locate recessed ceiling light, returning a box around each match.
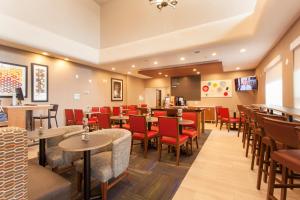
[64,58,69,61]
[236,67,240,70]
[112,67,116,71]
[154,61,158,65]
[193,68,197,72]
[158,72,162,75]
[165,74,168,77]
[180,57,186,61]
[240,48,246,53]
[131,64,136,68]
[75,74,79,79]
[127,71,132,74]
[42,52,49,56]
[88,79,92,83]
[212,52,217,56]
[197,71,200,75]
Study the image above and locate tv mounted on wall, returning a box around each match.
[234,76,258,91]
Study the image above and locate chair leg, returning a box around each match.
[130,139,133,154]
[281,166,288,200]
[245,130,251,157]
[256,142,266,190]
[144,139,148,158]
[251,134,257,170]
[220,122,223,130]
[267,159,277,200]
[227,122,230,132]
[264,146,271,183]
[176,144,180,166]
[215,118,218,127]
[77,172,82,192]
[195,136,199,149]
[158,140,162,161]
[101,181,108,200]
[190,138,193,155]
[55,117,58,127]
[238,122,241,137]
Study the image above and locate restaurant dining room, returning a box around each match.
[1,0,300,200]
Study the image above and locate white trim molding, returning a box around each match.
[264,55,282,72]
[290,35,300,51]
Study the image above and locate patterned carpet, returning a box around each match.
[59,129,212,200]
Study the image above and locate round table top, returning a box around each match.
[28,128,67,140]
[58,134,112,152]
[110,115,129,120]
[179,119,194,125]
[146,117,158,123]
[84,111,101,115]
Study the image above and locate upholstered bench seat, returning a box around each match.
[28,163,71,200]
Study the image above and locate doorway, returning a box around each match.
[156,89,162,107]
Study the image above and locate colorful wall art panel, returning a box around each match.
[201,80,233,98]
[31,63,48,102]
[0,62,27,97]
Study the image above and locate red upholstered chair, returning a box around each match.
[128,105,137,110]
[158,117,189,166]
[129,115,158,158]
[100,107,111,115]
[182,112,199,154]
[215,106,222,127]
[91,107,100,119]
[97,113,111,129]
[125,110,138,116]
[74,109,98,129]
[112,107,120,116]
[151,111,167,131]
[140,104,147,108]
[65,109,75,125]
[122,105,128,109]
[219,108,239,132]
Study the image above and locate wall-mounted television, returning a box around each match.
[234,76,258,91]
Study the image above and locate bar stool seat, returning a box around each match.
[271,150,300,172]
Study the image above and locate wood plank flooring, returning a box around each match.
[173,124,300,200]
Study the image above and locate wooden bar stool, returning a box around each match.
[263,118,300,200]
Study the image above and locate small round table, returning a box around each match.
[178,119,194,134]
[59,134,112,200]
[84,111,101,118]
[28,129,67,167]
[110,115,129,128]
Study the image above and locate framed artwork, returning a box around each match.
[201,80,233,98]
[31,63,48,102]
[0,61,27,98]
[111,78,123,101]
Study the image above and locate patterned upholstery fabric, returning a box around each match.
[45,125,84,169]
[0,127,28,199]
[76,128,131,182]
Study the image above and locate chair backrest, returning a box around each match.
[263,117,300,149]
[65,109,75,125]
[215,106,222,116]
[141,104,147,108]
[74,109,84,123]
[112,107,120,116]
[98,113,111,129]
[158,117,179,138]
[219,107,230,119]
[256,113,287,129]
[153,111,167,117]
[128,105,137,110]
[91,107,99,112]
[100,106,111,115]
[50,104,59,117]
[122,105,128,109]
[182,112,197,129]
[129,115,147,134]
[126,110,138,115]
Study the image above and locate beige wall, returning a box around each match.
[255,17,300,107]
[0,45,143,126]
[144,70,256,111]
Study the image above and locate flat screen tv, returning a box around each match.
[235,76,258,91]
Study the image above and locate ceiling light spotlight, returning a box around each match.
[197,71,200,75]
[154,61,158,65]
[112,67,116,71]
[236,67,241,70]
[158,72,162,75]
[127,71,132,74]
[193,68,197,72]
[212,52,217,56]
[240,48,247,53]
[42,52,49,56]
[88,79,92,83]
[165,74,168,77]
[180,57,186,61]
[75,74,79,79]
[131,64,136,68]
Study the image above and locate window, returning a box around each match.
[294,47,300,108]
[265,59,283,106]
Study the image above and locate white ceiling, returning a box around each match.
[97,0,300,78]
